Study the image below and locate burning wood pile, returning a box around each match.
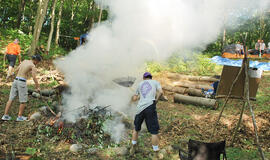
[30,98,131,152]
[159,73,220,109]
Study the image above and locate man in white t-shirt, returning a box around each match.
[235,42,241,55]
[268,42,270,49]
[130,72,163,156]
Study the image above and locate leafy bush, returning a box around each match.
[146,52,222,76]
[146,61,167,74]
[0,28,68,59]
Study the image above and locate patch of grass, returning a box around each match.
[1,88,10,94]
[226,147,266,160]
[25,147,37,155]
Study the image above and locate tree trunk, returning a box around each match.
[55,0,64,45]
[71,0,75,21]
[47,0,58,52]
[88,1,95,31]
[174,94,216,108]
[17,0,26,29]
[29,0,50,55]
[98,1,103,24]
[222,28,226,49]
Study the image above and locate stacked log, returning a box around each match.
[167,73,218,82]
[162,73,219,109]
[163,85,204,97]
[174,94,217,108]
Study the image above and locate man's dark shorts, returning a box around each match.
[6,54,17,67]
[134,102,160,134]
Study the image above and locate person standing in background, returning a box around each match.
[235,42,241,55]
[4,39,21,79]
[240,43,244,55]
[260,40,266,57]
[255,39,260,55]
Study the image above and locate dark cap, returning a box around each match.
[32,54,42,61]
[143,72,152,78]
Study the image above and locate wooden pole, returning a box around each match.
[211,63,244,138]
[244,57,265,160]
[231,101,246,146]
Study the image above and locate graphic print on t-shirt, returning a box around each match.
[140,81,152,98]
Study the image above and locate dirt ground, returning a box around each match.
[0,60,270,160]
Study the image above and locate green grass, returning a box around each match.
[226,147,270,160]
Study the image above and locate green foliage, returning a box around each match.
[25,147,37,155]
[0,28,32,54]
[204,12,270,53]
[146,53,222,76]
[146,61,166,74]
[0,0,108,50]
[0,28,68,59]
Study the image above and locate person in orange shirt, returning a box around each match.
[4,39,21,79]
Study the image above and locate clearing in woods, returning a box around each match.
[0,59,270,160]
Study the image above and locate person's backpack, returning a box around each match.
[179,139,227,160]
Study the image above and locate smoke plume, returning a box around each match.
[55,0,270,142]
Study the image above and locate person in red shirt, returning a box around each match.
[4,39,21,79]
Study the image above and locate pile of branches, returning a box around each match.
[36,105,113,147]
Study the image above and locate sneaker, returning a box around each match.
[16,116,27,121]
[129,144,137,155]
[1,115,11,121]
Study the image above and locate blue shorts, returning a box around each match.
[134,102,160,134]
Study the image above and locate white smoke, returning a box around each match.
[103,117,126,144]
[55,0,270,142]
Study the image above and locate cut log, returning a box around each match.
[167,73,219,82]
[162,85,186,94]
[40,89,56,96]
[173,81,213,90]
[28,89,56,97]
[174,94,216,108]
[186,88,204,97]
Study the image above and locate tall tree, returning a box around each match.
[47,0,58,52]
[17,0,26,29]
[29,0,50,55]
[55,0,64,45]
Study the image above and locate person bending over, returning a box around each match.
[2,54,42,121]
[130,72,163,156]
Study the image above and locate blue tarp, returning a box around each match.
[210,56,270,71]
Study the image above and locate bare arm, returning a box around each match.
[18,54,21,63]
[3,52,6,66]
[32,66,40,91]
[131,95,139,102]
[155,89,163,103]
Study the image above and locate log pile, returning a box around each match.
[160,73,219,109]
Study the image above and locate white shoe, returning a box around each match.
[16,116,27,121]
[1,115,11,121]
